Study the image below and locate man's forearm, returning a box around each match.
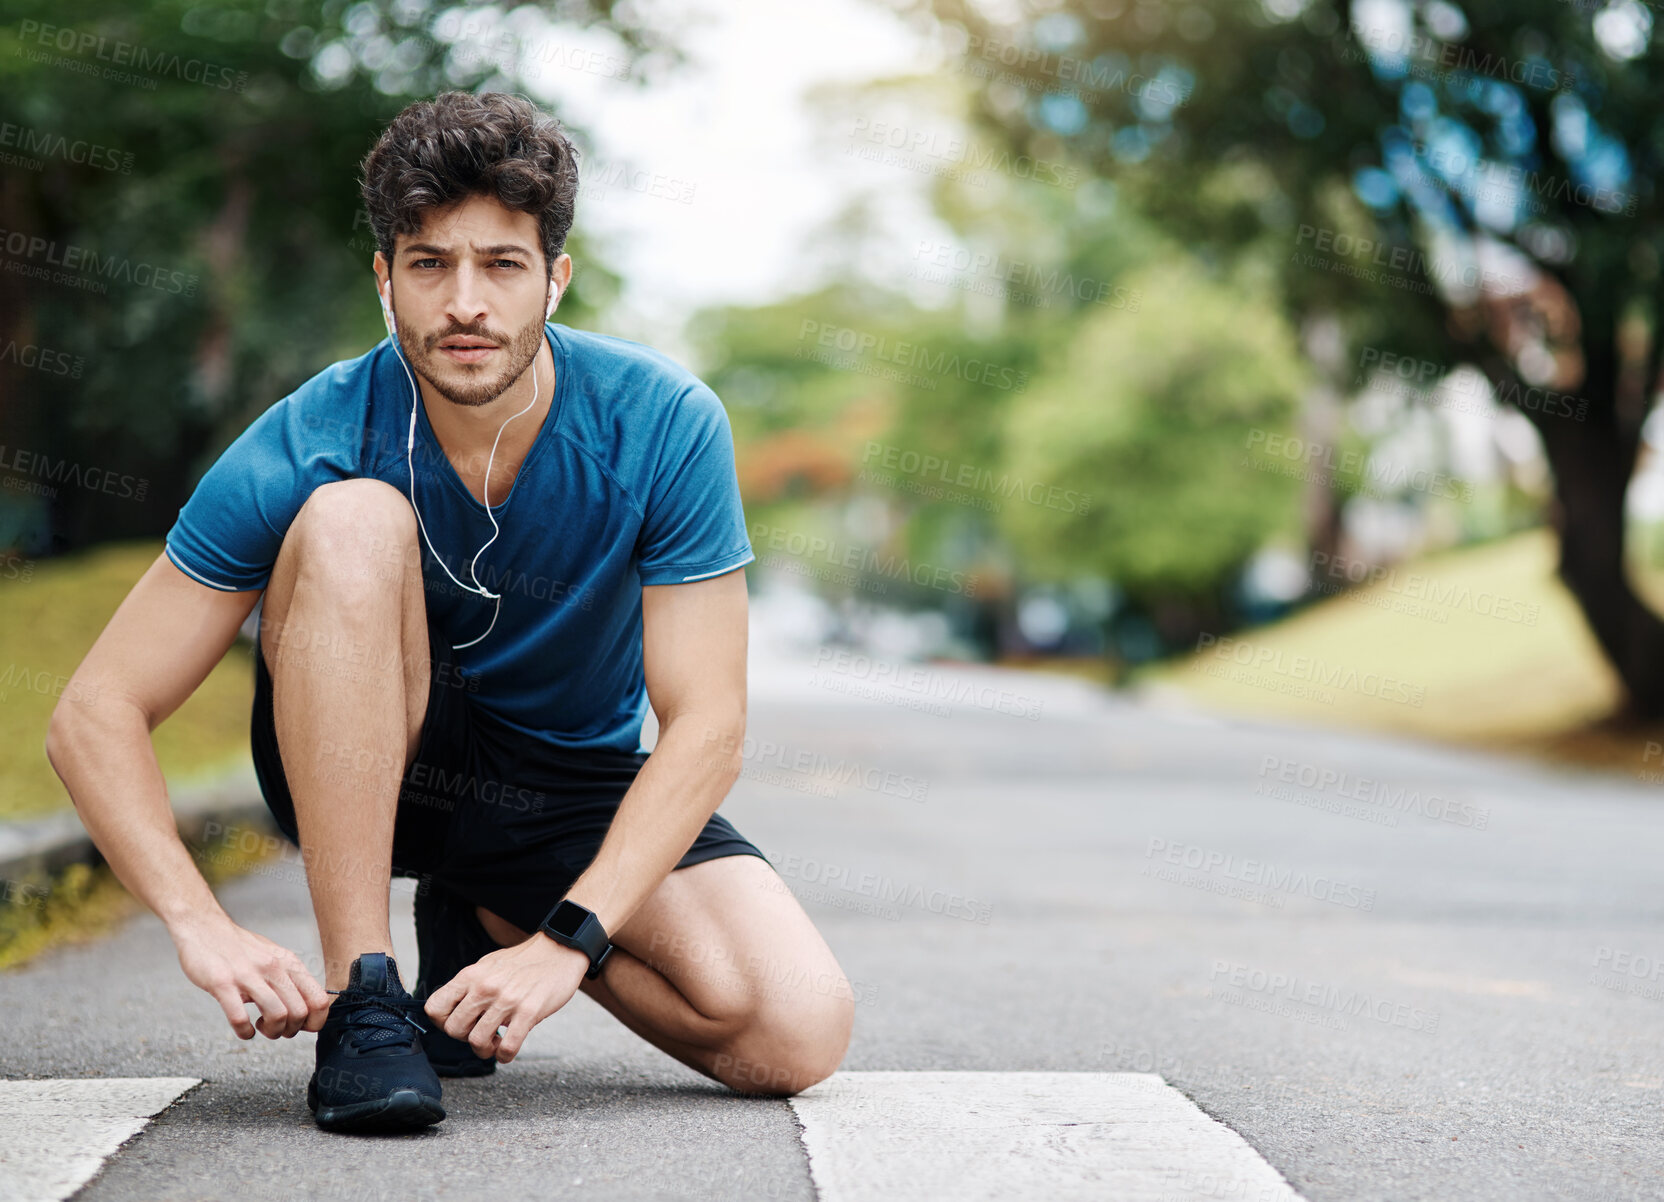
[45,700,231,936]
[558,711,743,938]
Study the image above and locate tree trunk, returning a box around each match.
[1299,316,1347,575]
[1534,412,1664,716]
[1469,265,1664,716]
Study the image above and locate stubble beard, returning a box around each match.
[399,313,547,409]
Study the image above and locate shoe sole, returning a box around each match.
[308,1080,446,1133]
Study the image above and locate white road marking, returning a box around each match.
[0,1077,200,1202]
[2,1070,1301,1201]
[788,1072,1304,1202]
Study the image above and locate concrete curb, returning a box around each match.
[0,761,277,890]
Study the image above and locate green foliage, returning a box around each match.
[0,0,663,552]
[1000,260,1308,597]
[906,0,1664,412]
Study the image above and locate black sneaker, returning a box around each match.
[410,878,502,1078]
[307,952,445,1133]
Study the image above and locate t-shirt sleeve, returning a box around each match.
[635,384,755,586]
[163,399,340,592]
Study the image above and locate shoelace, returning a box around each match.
[325,987,429,1045]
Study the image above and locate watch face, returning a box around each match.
[548,901,590,940]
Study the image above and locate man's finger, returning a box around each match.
[442,988,490,1042]
[211,984,256,1039]
[424,969,469,1023]
[496,1007,535,1063]
[242,978,287,1039]
[470,1002,513,1060]
[264,972,309,1039]
[290,965,332,1033]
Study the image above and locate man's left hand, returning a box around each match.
[423,935,590,1064]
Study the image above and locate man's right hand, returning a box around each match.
[43,554,324,1040]
[172,915,332,1039]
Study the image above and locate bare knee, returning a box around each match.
[707,975,855,1097]
[289,478,418,587]
[263,479,417,656]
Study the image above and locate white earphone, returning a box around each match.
[379,281,557,650]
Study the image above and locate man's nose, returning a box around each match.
[443,266,492,327]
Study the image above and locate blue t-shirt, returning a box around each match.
[164,322,755,755]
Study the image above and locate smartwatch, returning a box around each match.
[538,899,613,979]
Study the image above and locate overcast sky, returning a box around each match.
[510,0,943,351]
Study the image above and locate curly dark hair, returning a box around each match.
[359,91,581,276]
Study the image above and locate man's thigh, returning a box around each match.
[479,852,850,1020]
[609,854,852,1020]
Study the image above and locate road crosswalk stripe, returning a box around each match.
[0,1071,1302,1202]
[0,1077,200,1202]
[788,1071,1305,1202]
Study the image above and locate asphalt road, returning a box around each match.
[4,643,1662,1201]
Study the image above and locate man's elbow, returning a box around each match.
[713,712,747,785]
[44,684,119,781]
[675,707,747,783]
[44,702,81,783]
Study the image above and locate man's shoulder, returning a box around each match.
[229,342,380,425]
[239,343,385,451]
[552,326,730,508]
[203,344,386,484]
[287,342,383,415]
[556,324,710,412]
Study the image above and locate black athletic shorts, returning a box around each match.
[250,613,767,939]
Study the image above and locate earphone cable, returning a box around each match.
[387,318,538,650]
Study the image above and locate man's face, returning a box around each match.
[377,193,561,409]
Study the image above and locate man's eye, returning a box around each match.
[493,259,524,269]
[412,258,442,269]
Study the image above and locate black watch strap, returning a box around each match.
[538,899,613,979]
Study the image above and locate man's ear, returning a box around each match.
[549,252,574,310]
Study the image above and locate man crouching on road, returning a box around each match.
[45,89,852,1133]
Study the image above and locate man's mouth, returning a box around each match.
[436,337,499,364]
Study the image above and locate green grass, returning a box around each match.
[1137,528,1625,745]
[0,540,255,820]
[0,827,281,971]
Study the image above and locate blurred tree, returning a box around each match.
[0,0,676,557]
[1000,256,1307,632]
[703,69,1309,653]
[899,0,1664,713]
[691,280,1040,611]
